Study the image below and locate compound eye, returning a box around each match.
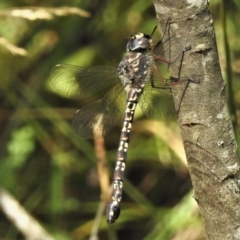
[137,38,151,49]
[126,38,151,51]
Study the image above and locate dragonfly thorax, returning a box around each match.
[117,51,154,86]
[126,33,153,52]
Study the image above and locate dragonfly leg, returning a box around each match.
[151,64,171,88]
[152,44,199,89]
[169,45,200,85]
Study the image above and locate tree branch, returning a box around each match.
[153,0,240,239]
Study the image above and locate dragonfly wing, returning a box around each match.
[139,82,177,120]
[72,83,126,138]
[49,64,119,99]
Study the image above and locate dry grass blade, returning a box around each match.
[49,6,91,17]
[0,6,91,21]
[0,188,54,240]
[0,37,27,56]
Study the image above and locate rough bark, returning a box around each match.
[153,0,240,239]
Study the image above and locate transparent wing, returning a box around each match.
[72,83,126,139]
[139,71,177,120]
[49,64,119,99]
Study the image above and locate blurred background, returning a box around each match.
[0,0,239,239]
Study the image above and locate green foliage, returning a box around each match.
[0,0,239,239]
[6,125,35,167]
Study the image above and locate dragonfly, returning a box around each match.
[49,21,190,223]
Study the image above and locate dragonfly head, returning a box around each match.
[126,33,153,52]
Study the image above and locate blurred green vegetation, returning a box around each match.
[0,0,239,239]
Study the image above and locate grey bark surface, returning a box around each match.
[153,0,240,239]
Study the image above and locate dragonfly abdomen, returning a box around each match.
[106,84,144,223]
